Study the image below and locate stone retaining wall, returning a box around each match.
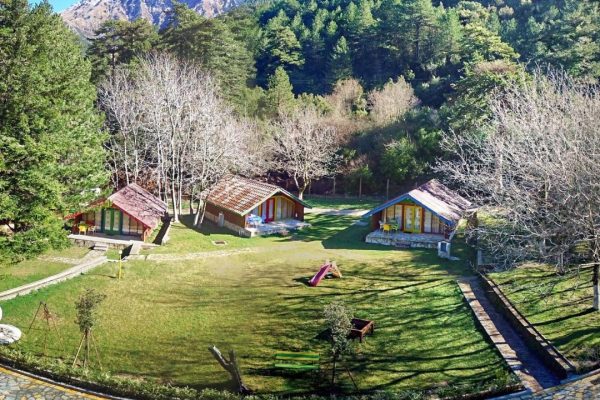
[0,257,107,301]
[478,273,576,379]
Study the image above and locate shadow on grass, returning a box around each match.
[179,214,243,237]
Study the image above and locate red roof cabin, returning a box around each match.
[65,183,168,242]
[363,179,472,248]
[205,176,311,237]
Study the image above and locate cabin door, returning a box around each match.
[264,198,275,223]
[403,206,421,233]
[103,209,122,235]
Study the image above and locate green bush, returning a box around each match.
[0,346,520,400]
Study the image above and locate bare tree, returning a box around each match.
[99,53,257,225]
[438,69,600,310]
[325,78,367,119]
[270,107,341,199]
[367,77,419,124]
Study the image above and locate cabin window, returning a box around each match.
[385,206,395,222]
[431,215,440,233]
[275,198,281,219]
[276,197,294,219]
[394,205,402,225]
[82,211,96,225]
[95,210,102,228]
[424,210,432,233]
[122,213,131,234]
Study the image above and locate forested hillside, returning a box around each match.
[86,0,599,196]
[2,0,599,259]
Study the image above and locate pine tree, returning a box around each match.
[264,66,296,117]
[328,36,353,87]
[87,19,158,82]
[160,3,256,104]
[0,0,107,261]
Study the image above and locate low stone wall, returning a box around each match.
[478,273,576,379]
[365,234,439,249]
[69,235,157,251]
[0,257,107,301]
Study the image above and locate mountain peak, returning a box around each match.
[61,0,244,37]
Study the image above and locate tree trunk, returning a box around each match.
[189,187,195,215]
[171,182,179,223]
[358,177,362,198]
[331,354,337,385]
[593,263,599,311]
[386,178,390,200]
[208,346,251,394]
[194,199,206,227]
[332,176,336,196]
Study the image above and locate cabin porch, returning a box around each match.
[365,230,445,249]
[244,218,310,237]
[68,233,158,250]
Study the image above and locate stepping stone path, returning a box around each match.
[457,277,560,392]
[0,365,108,399]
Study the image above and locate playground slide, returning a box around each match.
[309,264,331,287]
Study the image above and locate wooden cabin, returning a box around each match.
[205,176,311,237]
[364,179,472,248]
[65,183,168,242]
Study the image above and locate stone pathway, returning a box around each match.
[38,257,82,265]
[139,247,257,262]
[493,369,600,399]
[458,277,560,392]
[0,365,108,399]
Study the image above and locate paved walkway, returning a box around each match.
[0,256,107,301]
[0,365,108,399]
[458,277,560,392]
[128,247,257,262]
[493,369,600,399]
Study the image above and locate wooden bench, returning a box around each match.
[273,352,320,371]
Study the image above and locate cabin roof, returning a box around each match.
[206,176,310,216]
[65,184,167,229]
[364,179,472,225]
[108,183,168,229]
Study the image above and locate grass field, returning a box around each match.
[0,247,89,292]
[303,196,383,211]
[1,213,510,395]
[489,264,600,370]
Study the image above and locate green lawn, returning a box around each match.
[0,246,89,292]
[1,214,510,395]
[489,264,600,371]
[304,195,383,210]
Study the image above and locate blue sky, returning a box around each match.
[34,0,77,12]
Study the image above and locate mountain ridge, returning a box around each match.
[61,0,245,37]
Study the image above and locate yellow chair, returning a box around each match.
[78,224,88,235]
[383,224,391,234]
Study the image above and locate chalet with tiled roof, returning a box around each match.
[65,183,168,242]
[205,176,311,237]
[364,179,473,248]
